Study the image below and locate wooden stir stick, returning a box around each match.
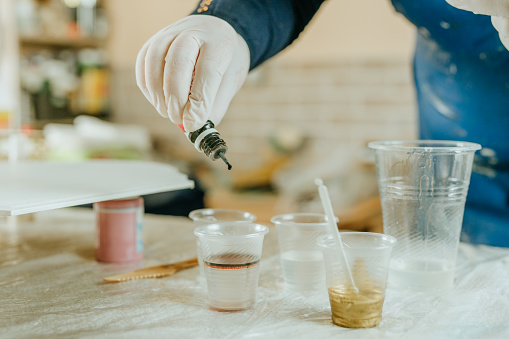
[104,257,199,282]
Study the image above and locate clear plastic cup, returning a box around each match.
[194,222,269,311]
[319,232,397,328]
[189,209,257,278]
[271,213,337,293]
[189,209,257,225]
[369,140,481,290]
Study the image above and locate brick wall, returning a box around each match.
[111,58,418,170]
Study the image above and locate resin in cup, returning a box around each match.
[328,285,385,328]
[389,259,454,290]
[319,234,397,329]
[189,209,257,281]
[194,222,268,311]
[328,257,385,328]
[280,250,326,292]
[383,193,462,290]
[204,253,260,311]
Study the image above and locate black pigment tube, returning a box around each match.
[184,120,232,170]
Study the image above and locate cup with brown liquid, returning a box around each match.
[194,222,269,311]
[189,209,257,282]
[318,232,396,328]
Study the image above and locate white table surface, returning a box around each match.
[1,208,509,339]
[0,160,194,216]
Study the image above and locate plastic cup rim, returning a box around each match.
[189,208,257,222]
[368,140,482,153]
[271,212,339,226]
[194,222,269,239]
[318,232,397,249]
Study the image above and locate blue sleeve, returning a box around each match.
[191,0,326,70]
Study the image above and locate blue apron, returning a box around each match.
[392,0,509,246]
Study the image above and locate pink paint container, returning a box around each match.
[95,197,144,263]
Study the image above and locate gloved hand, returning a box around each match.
[445,0,509,50]
[136,15,250,133]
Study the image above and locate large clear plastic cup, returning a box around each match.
[319,232,397,328]
[271,213,337,293]
[194,222,269,311]
[189,209,257,279]
[369,140,481,290]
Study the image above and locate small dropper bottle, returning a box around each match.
[180,120,232,170]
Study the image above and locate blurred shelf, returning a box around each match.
[31,115,109,127]
[31,118,75,128]
[20,36,106,49]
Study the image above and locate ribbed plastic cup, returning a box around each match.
[319,232,397,328]
[189,209,257,225]
[189,209,257,280]
[271,213,336,293]
[369,140,481,290]
[194,222,269,311]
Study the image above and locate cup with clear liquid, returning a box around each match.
[189,209,257,279]
[319,232,397,328]
[369,140,481,290]
[271,213,337,293]
[194,222,269,311]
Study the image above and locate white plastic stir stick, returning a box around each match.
[315,178,358,291]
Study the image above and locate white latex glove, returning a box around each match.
[136,15,250,132]
[492,15,509,49]
[445,0,509,50]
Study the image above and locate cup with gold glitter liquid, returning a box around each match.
[319,232,396,328]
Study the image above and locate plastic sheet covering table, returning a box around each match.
[1,208,509,339]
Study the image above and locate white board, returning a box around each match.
[0,160,194,216]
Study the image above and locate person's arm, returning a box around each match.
[136,0,326,132]
[191,0,326,70]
